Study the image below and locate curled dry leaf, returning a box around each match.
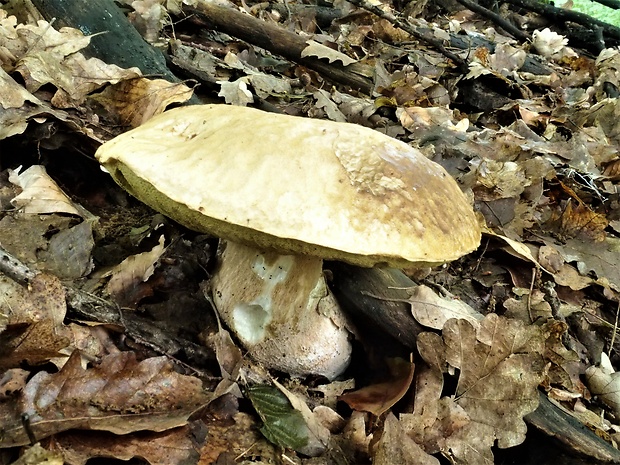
[339,356,415,416]
[90,78,194,127]
[0,351,210,447]
[585,352,620,417]
[51,426,204,465]
[105,235,166,308]
[408,284,483,330]
[412,314,544,464]
[9,165,81,216]
[602,158,620,180]
[482,226,544,269]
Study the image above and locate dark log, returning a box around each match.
[30,0,178,82]
[184,3,375,94]
[526,392,620,463]
[328,262,424,349]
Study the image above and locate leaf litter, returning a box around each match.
[1,0,620,464]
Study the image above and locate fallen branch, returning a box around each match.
[30,0,177,81]
[183,2,375,94]
[456,0,532,42]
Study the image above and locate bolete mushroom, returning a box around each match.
[95,104,481,379]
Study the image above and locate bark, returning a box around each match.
[185,3,375,94]
[30,0,178,81]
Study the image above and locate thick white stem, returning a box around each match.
[211,240,352,379]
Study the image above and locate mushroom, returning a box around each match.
[95,104,481,379]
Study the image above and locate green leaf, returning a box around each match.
[246,384,310,451]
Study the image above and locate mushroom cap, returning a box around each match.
[96,104,480,267]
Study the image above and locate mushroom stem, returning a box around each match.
[211,240,352,379]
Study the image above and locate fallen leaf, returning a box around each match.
[339,356,414,416]
[90,78,194,127]
[9,165,81,215]
[373,413,439,465]
[532,28,577,61]
[49,425,205,465]
[412,314,544,463]
[585,352,620,417]
[408,284,483,330]
[554,237,620,292]
[246,384,313,454]
[272,378,330,456]
[0,273,70,369]
[217,78,253,106]
[301,40,357,66]
[0,351,210,446]
[105,235,166,307]
[562,200,608,242]
[10,443,63,465]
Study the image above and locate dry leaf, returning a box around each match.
[49,425,204,465]
[90,78,194,127]
[483,226,546,270]
[554,237,620,292]
[0,350,210,447]
[37,220,95,279]
[412,315,544,463]
[408,284,483,330]
[301,40,357,66]
[557,199,608,242]
[471,159,528,199]
[339,356,414,416]
[445,315,543,446]
[129,0,166,44]
[602,159,620,180]
[585,352,620,417]
[217,78,253,106]
[553,264,593,290]
[0,273,70,369]
[314,89,347,122]
[373,413,439,465]
[105,235,166,307]
[532,28,577,61]
[9,165,81,215]
[10,443,63,465]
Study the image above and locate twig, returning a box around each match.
[455,0,532,42]
[503,0,620,41]
[610,301,620,352]
[593,0,620,10]
[0,245,37,285]
[344,0,469,72]
[527,267,536,323]
[184,2,375,93]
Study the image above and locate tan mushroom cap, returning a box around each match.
[96,104,480,267]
